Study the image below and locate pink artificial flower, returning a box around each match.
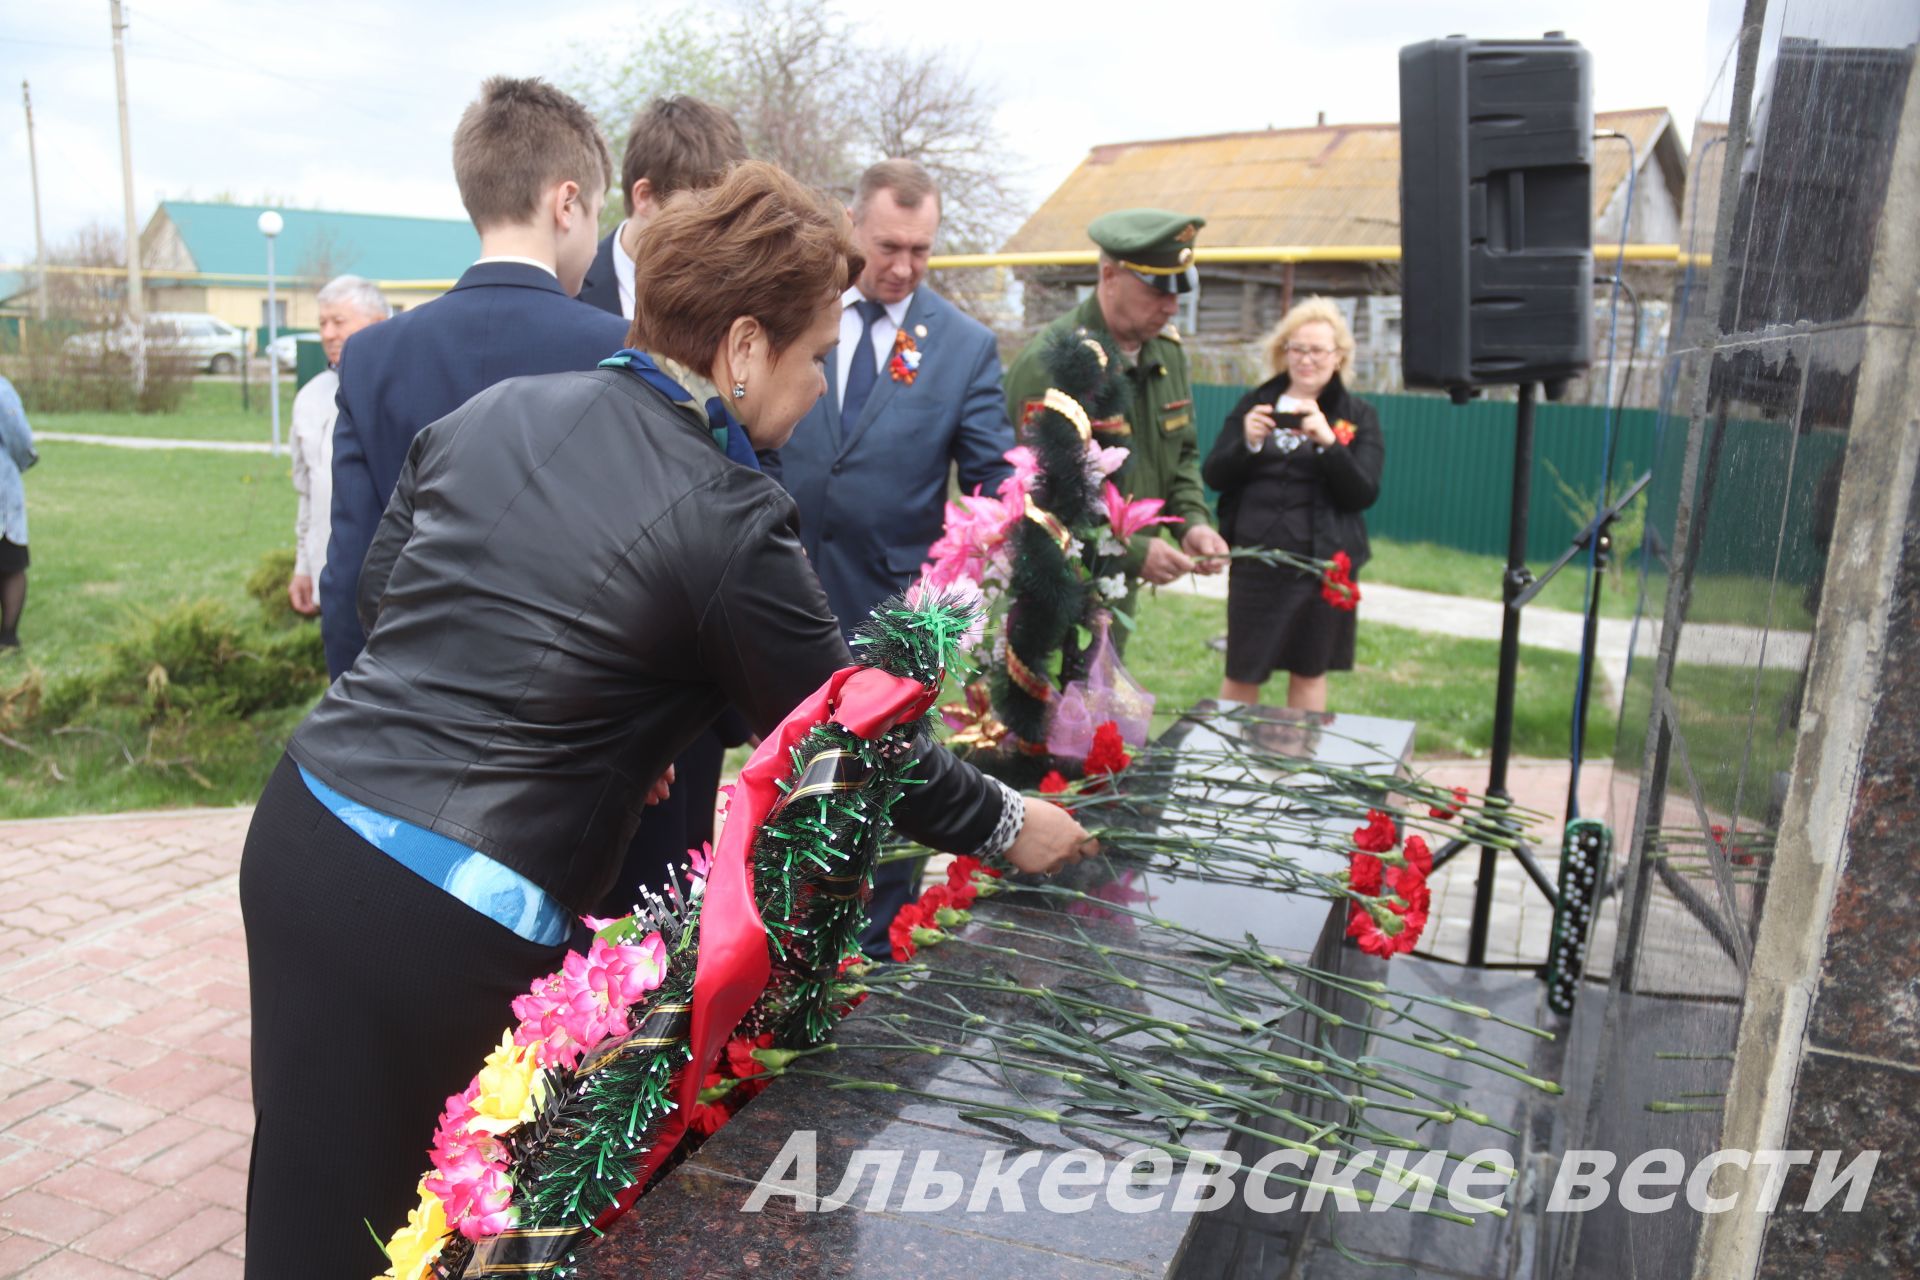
[1102,481,1181,541]
[511,973,581,1069]
[581,914,620,933]
[509,933,667,1069]
[425,1127,516,1239]
[1085,441,1130,483]
[1002,445,1041,492]
[921,487,1025,590]
[686,841,713,883]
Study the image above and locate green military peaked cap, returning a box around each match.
[1088,208,1206,294]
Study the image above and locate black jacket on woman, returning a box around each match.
[1201,371,1384,570]
[287,367,1003,914]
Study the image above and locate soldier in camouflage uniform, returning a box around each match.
[1004,209,1229,609]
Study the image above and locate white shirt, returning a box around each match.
[472,254,558,278]
[835,287,913,411]
[610,220,638,320]
[290,368,340,580]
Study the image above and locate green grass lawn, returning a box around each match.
[1126,589,1615,760]
[1365,536,1815,632]
[0,440,317,817]
[32,379,289,444]
[15,441,300,683]
[3,431,1617,818]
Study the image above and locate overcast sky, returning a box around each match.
[1,0,1725,264]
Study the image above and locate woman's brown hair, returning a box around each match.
[629,160,864,373]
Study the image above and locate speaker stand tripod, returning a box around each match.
[1427,382,1561,967]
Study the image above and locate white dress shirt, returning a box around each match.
[835,287,913,411]
[472,255,558,278]
[290,367,340,580]
[610,220,638,320]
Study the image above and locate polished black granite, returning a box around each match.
[575,705,1417,1279]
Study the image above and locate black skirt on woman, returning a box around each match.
[1222,440,1356,684]
[1225,555,1356,683]
[240,755,588,1279]
[0,537,28,572]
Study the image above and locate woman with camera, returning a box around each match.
[1201,298,1384,712]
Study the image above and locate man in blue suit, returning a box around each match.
[769,159,1016,954]
[320,76,630,678]
[769,160,1016,641]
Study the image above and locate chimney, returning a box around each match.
[1316,110,1326,126]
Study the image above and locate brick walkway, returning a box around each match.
[0,808,253,1279]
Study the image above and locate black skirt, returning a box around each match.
[1224,556,1357,683]
[239,754,586,1279]
[0,538,27,573]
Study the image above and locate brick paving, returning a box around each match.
[0,808,252,1279]
[0,756,1616,1275]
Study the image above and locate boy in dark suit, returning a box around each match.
[578,94,746,324]
[320,76,630,678]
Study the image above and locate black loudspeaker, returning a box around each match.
[1399,34,1594,401]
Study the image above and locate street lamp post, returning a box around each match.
[258,210,284,457]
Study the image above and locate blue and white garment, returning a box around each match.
[297,766,572,946]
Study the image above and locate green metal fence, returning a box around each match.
[1191,384,1840,583]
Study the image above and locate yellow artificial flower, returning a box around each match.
[378,1180,447,1280]
[467,1031,545,1135]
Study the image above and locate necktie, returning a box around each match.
[840,299,888,430]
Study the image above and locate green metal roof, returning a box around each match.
[157,201,479,282]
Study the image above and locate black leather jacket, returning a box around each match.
[288,368,1003,914]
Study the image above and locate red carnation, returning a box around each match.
[1347,864,1431,959]
[1428,786,1469,821]
[1403,834,1433,877]
[1387,865,1431,954]
[1038,770,1071,794]
[1321,550,1360,610]
[888,901,928,962]
[1353,808,1397,853]
[916,883,956,917]
[725,1032,775,1080]
[1084,721,1133,778]
[1349,852,1385,896]
[688,1073,734,1135]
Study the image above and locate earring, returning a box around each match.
[731,383,746,399]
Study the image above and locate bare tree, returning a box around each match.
[45,222,130,322]
[562,0,1020,250]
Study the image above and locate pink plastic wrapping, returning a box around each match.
[1046,614,1155,758]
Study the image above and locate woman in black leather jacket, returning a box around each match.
[239,162,1094,1276]
[1202,298,1384,713]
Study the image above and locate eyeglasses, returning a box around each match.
[1286,343,1338,359]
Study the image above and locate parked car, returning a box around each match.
[266,332,313,371]
[63,312,249,374]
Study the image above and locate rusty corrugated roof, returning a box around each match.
[1006,108,1679,253]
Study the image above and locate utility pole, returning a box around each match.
[108,0,145,391]
[21,81,48,326]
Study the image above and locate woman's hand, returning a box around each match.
[1298,404,1336,448]
[1005,796,1100,876]
[1242,403,1276,451]
[644,764,676,806]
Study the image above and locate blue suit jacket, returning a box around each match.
[319,262,630,677]
[577,228,623,317]
[768,287,1014,639]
